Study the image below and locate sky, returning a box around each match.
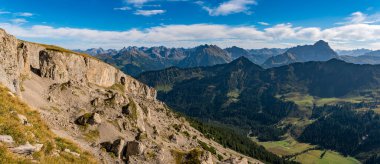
[1,0,380,50]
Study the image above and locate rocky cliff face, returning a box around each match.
[0,29,156,99]
[0,29,261,164]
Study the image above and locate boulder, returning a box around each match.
[125,141,145,157]
[169,134,177,143]
[91,113,102,124]
[135,131,148,141]
[111,139,125,159]
[0,135,14,144]
[201,151,213,164]
[101,139,125,159]
[64,148,80,157]
[75,113,102,125]
[10,142,43,155]
[17,114,31,126]
[100,141,112,150]
[91,98,101,107]
[113,93,125,105]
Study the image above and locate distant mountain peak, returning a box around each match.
[196,44,219,49]
[314,40,329,47]
[314,40,329,45]
[227,56,263,71]
[262,40,338,68]
[226,46,246,51]
[232,56,252,64]
[326,58,346,63]
[179,44,231,68]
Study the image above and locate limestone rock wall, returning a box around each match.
[0,29,156,99]
[0,29,22,93]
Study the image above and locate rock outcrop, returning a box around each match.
[0,135,14,144]
[10,142,43,155]
[75,113,102,125]
[100,139,125,159]
[0,28,156,99]
[125,141,145,157]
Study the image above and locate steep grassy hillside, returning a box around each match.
[0,85,96,163]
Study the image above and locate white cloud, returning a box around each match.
[4,13,380,49]
[114,7,132,11]
[258,22,269,26]
[16,12,33,17]
[125,0,149,7]
[10,19,28,24]
[348,12,367,24]
[338,11,380,24]
[134,10,165,16]
[198,0,256,16]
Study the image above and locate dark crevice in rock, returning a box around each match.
[30,65,41,76]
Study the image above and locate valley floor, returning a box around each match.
[252,137,360,164]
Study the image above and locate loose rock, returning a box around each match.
[0,135,14,144]
[10,142,43,155]
[201,151,213,164]
[17,114,31,126]
[64,148,81,157]
[101,139,125,159]
[75,113,102,125]
[125,141,145,158]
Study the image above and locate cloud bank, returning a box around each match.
[2,17,380,50]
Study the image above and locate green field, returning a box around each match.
[253,137,360,164]
[256,137,312,156]
[294,150,359,164]
[276,92,369,110]
[155,84,173,92]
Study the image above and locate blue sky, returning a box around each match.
[1,0,380,50]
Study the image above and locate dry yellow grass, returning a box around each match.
[0,85,97,163]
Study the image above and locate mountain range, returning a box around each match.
[78,41,380,77]
[336,48,373,57]
[76,46,286,76]
[138,56,380,163]
[340,50,380,64]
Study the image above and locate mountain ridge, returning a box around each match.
[138,56,380,163]
[77,45,286,76]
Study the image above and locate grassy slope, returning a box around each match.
[254,137,360,164]
[295,150,359,164]
[277,92,368,110]
[270,92,366,163]
[0,85,96,163]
